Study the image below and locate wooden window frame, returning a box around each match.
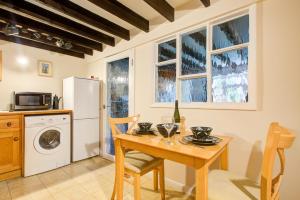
[152,5,257,110]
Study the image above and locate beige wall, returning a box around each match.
[86,0,300,199]
[0,42,87,110]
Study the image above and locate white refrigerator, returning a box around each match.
[63,77,100,162]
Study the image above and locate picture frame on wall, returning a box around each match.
[38,60,53,77]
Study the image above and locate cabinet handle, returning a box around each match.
[13,137,19,141]
[7,122,12,127]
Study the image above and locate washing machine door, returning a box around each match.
[34,127,63,155]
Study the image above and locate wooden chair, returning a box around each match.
[110,115,165,200]
[208,122,296,200]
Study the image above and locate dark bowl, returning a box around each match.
[190,126,213,139]
[138,122,152,131]
[156,124,178,138]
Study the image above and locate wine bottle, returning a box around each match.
[173,100,180,133]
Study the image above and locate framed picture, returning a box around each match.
[38,60,53,77]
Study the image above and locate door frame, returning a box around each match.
[102,49,135,161]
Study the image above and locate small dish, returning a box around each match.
[134,128,156,135]
[190,126,213,139]
[138,122,153,131]
[182,135,221,146]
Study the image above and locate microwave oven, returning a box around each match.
[13,92,52,110]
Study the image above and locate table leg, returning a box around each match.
[195,160,208,200]
[115,139,125,200]
[220,144,228,170]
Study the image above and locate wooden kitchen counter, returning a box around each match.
[0,109,72,181]
[0,109,72,116]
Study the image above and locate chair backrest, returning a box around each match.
[260,122,296,200]
[109,115,140,139]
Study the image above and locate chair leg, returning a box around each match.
[134,173,141,200]
[153,169,159,191]
[111,177,116,200]
[158,162,165,200]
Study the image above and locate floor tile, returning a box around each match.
[2,156,190,200]
[0,181,11,200]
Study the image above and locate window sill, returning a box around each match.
[150,102,257,111]
[150,103,174,108]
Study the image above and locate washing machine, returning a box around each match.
[24,114,71,177]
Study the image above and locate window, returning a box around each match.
[180,28,207,103]
[155,39,177,103]
[211,15,249,103]
[154,7,256,110]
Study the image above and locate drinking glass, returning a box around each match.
[161,116,175,145]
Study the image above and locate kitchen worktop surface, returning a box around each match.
[0,109,72,116]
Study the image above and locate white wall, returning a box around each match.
[86,0,300,199]
[0,42,87,110]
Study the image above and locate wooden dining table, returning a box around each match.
[114,132,232,200]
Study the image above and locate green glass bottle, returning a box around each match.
[173,100,180,133]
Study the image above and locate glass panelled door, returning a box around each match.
[103,50,134,160]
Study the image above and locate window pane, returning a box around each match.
[211,48,248,103]
[181,29,206,75]
[156,64,176,102]
[181,77,207,102]
[213,15,249,50]
[158,39,176,62]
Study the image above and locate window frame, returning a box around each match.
[178,26,209,104]
[152,5,257,110]
[153,36,177,106]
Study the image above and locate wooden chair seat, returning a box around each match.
[125,151,163,173]
[208,170,260,200]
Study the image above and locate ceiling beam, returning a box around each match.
[87,0,149,32]
[37,0,130,40]
[0,8,103,51]
[0,33,84,58]
[0,22,93,55]
[0,0,115,45]
[200,0,210,7]
[143,0,174,22]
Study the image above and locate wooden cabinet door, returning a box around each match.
[0,131,21,174]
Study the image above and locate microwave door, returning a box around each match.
[18,95,40,106]
[14,93,51,110]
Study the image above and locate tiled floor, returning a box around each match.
[0,157,193,200]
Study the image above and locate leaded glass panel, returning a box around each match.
[156,64,176,102]
[211,48,248,103]
[106,58,129,155]
[213,15,249,50]
[181,29,207,75]
[181,78,207,102]
[158,39,176,62]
